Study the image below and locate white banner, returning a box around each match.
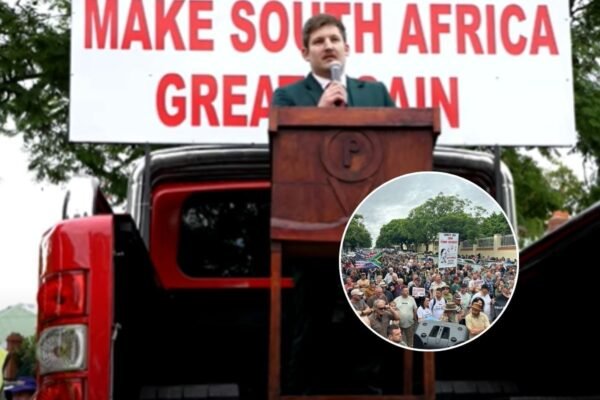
[438,232,459,268]
[70,0,576,145]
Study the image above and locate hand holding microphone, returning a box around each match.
[318,62,347,107]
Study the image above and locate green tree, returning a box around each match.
[406,194,480,250]
[502,149,563,239]
[0,0,148,201]
[571,0,600,166]
[15,335,37,377]
[376,218,411,249]
[547,162,587,214]
[480,212,512,237]
[344,214,372,249]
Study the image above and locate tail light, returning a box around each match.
[38,271,86,323]
[38,324,87,374]
[36,378,84,400]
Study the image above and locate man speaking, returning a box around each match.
[272,14,395,108]
[271,13,396,395]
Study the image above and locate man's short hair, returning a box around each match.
[387,324,401,336]
[302,14,347,48]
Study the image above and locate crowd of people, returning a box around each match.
[341,250,517,348]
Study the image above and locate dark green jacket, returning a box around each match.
[272,74,395,107]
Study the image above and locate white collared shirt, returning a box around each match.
[312,72,347,89]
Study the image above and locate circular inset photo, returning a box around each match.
[339,172,519,352]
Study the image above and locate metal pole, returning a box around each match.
[494,145,504,210]
[141,143,151,248]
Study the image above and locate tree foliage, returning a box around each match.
[344,214,372,250]
[0,0,148,201]
[375,218,411,249]
[571,0,600,165]
[547,163,587,214]
[569,0,600,212]
[480,212,512,237]
[501,149,563,238]
[15,335,37,377]
[407,194,481,249]
[375,194,506,250]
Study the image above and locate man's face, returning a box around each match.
[389,328,403,343]
[302,24,349,78]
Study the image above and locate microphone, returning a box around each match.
[330,62,343,83]
[330,62,344,107]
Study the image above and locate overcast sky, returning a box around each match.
[0,136,64,311]
[355,172,511,245]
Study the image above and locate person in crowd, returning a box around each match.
[356,272,370,290]
[350,288,372,318]
[429,287,446,320]
[408,276,425,307]
[471,284,494,321]
[457,283,472,311]
[442,285,453,302]
[468,272,482,291]
[387,324,407,347]
[391,276,404,298]
[369,299,400,338]
[453,292,466,323]
[417,297,433,322]
[450,276,461,294]
[440,302,460,323]
[493,285,512,318]
[465,302,490,339]
[367,286,388,308]
[429,274,445,297]
[483,270,496,297]
[343,276,355,292]
[363,281,377,298]
[2,333,23,383]
[384,267,395,284]
[393,287,418,347]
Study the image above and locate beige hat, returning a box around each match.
[444,302,458,311]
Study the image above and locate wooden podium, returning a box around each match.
[268,107,440,400]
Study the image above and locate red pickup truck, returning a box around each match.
[35,144,517,399]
